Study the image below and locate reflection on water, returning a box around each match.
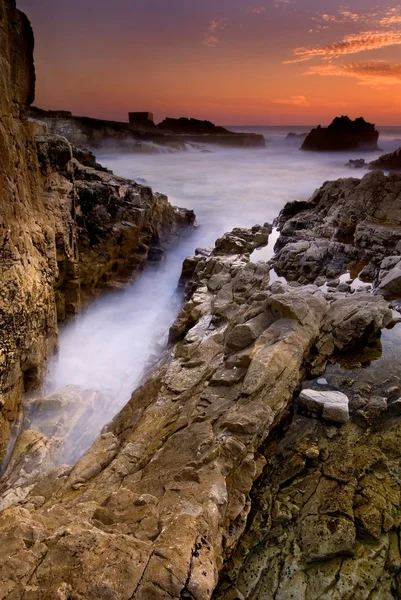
[308,323,401,399]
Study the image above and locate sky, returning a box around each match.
[18,0,401,125]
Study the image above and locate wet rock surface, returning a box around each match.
[0,220,395,599]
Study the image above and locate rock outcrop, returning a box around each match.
[28,108,266,149]
[301,116,380,152]
[0,222,394,599]
[0,0,194,464]
[158,117,230,135]
[273,170,401,289]
[369,146,401,171]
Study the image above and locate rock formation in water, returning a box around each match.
[301,116,380,152]
[28,107,266,150]
[369,146,401,171]
[0,0,194,464]
[0,219,398,599]
[158,117,230,135]
[286,132,308,140]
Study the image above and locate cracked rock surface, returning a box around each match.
[0,223,394,599]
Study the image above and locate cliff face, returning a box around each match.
[0,0,57,461]
[0,1,194,464]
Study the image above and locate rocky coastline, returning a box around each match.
[1,1,401,599]
[28,107,266,151]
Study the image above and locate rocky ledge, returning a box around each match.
[301,116,380,152]
[0,217,398,599]
[273,170,401,295]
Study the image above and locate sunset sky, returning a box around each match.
[19,0,401,125]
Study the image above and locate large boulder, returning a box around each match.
[301,116,380,152]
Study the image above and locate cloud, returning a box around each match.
[285,30,401,63]
[306,61,401,86]
[310,5,401,32]
[250,6,266,15]
[203,18,227,47]
[272,95,309,106]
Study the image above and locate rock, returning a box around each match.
[158,117,231,135]
[213,224,272,256]
[369,146,401,172]
[286,132,308,140]
[301,116,380,152]
[299,390,349,423]
[346,158,366,169]
[0,1,194,465]
[28,108,266,149]
[378,266,401,297]
[273,170,401,287]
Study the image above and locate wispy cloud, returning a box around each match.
[310,5,401,32]
[285,30,401,63]
[250,6,266,15]
[272,95,309,106]
[203,18,227,47]
[306,61,401,86]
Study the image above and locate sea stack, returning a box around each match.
[301,116,380,152]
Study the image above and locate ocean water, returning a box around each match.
[40,125,401,460]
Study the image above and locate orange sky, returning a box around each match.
[19,0,401,125]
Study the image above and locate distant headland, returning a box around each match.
[28,108,266,150]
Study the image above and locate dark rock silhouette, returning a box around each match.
[302,116,380,152]
[286,131,308,140]
[369,146,401,171]
[157,117,230,135]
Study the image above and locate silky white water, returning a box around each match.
[40,125,401,459]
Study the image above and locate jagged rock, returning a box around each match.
[0,218,394,599]
[301,116,380,152]
[299,389,349,423]
[369,146,401,172]
[346,158,366,169]
[273,171,401,286]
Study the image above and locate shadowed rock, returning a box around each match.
[302,116,380,152]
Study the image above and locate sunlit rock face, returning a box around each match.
[0,0,56,462]
[0,0,194,465]
[0,221,395,600]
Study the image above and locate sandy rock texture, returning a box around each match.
[0,224,393,600]
[0,0,55,463]
[0,0,194,464]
